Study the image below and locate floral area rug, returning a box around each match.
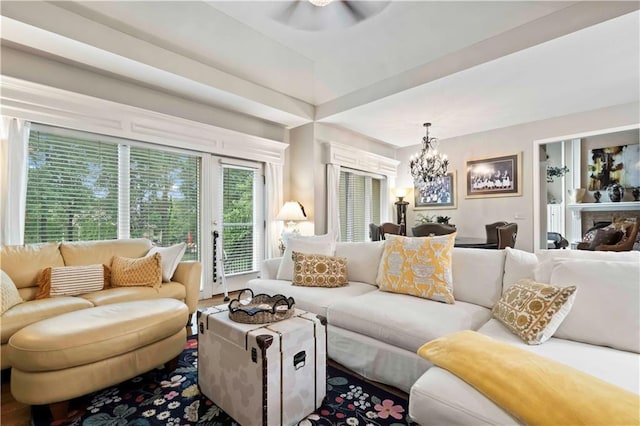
[32,336,415,426]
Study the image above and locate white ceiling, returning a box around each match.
[1,1,638,147]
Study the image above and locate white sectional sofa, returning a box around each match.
[246,241,640,425]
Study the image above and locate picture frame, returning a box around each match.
[414,171,457,209]
[465,153,522,198]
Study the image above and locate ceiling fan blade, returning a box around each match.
[341,0,366,22]
[277,1,301,24]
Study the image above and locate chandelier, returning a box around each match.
[409,123,449,183]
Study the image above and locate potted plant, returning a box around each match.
[415,213,435,225]
[546,165,570,182]
[436,215,451,224]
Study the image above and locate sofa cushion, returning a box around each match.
[452,248,505,308]
[1,297,93,344]
[78,282,186,307]
[60,238,152,266]
[503,247,538,290]
[377,234,456,304]
[0,242,64,288]
[503,248,640,291]
[8,299,188,372]
[36,264,109,299]
[276,239,335,281]
[1,270,24,315]
[246,278,376,317]
[147,243,186,282]
[328,290,492,353]
[492,279,576,345]
[110,254,162,289]
[334,241,384,286]
[478,319,640,393]
[549,259,640,353]
[292,252,347,288]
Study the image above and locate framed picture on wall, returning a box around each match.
[414,171,457,209]
[465,153,522,198]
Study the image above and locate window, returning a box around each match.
[220,164,262,274]
[339,169,383,242]
[129,147,200,260]
[25,126,200,261]
[26,130,119,242]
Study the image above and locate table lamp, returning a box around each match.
[276,201,307,252]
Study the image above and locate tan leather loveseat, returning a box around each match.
[1,238,202,370]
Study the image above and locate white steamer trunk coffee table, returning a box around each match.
[197,305,326,426]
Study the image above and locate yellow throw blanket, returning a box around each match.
[417,330,640,426]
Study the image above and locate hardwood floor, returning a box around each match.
[1,292,406,424]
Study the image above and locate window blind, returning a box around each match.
[129,146,200,261]
[25,130,119,242]
[25,126,201,263]
[339,170,383,242]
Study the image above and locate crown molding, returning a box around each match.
[1,76,288,164]
[326,141,399,177]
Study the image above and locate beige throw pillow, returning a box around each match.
[1,270,24,315]
[147,242,186,282]
[493,278,577,345]
[111,253,162,289]
[37,264,110,299]
[292,252,348,288]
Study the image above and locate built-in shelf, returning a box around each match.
[567,202,640,212]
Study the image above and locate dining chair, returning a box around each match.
[547,232,569,249]
[379,222,403,239]
[497,223,518,249]
[485,221,509,245]
[411,223,456,237]
[369,223,382,241]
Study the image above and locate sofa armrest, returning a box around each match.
[260,257,282,280]
[172,261,202,314]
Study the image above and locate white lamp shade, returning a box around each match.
[395,187,407,198]
[276,201,307,221]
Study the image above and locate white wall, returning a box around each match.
[288,123,397,235]
[396,102,640,251]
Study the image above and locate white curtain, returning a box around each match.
[326,163,341,240]
[265,162,284,258]
[0,117,30,245]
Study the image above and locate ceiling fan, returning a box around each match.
[273,0,389,31]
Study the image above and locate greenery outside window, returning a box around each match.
[25,125,200,261]
[220,164,262,275]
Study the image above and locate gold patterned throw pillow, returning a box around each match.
[111,253,162,289]
[292,252,348,288]
[376,234,456,304]
[493,278,577,345]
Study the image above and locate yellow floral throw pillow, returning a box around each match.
[376,234,456,303]
[111,253,162,289]
[493,279,577,344]
[292,252,348,288]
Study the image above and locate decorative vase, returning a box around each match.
[607,184,624,202]
[594,190,602,203]
[633,187,640,202]
[567,188,586,204]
